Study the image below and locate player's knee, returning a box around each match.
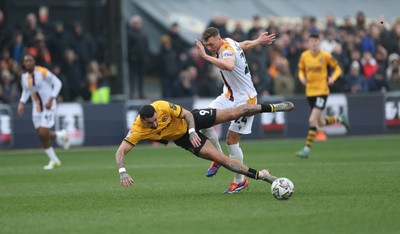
[37,128,49,139]
[308,118,317,126]
[226,133,240,145]
[201,127,217,139]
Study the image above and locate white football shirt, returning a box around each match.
[20,66,62,115]
[218,38,257,102]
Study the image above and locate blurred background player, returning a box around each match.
[17,54,69,170]
[296,33,350,158]
[195,27,282,194]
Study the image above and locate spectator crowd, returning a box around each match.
[0,10,110,104]
[1,9,400,104]
[145,11,400,99]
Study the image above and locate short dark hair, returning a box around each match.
[139,105,155,119]
[309,33,319,39]
[202,27,220,41]
[23,53,35,60]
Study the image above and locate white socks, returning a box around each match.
[44,147,60,162]
[227,143,244,183]
[200,127,223,152]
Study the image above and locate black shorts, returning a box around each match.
[307,95,328,110]
[173,108,217,156]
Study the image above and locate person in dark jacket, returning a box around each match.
[127,15,149,99]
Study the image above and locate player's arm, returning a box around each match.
[195,39,234,71]
[115,141,135,188]
[18,82,30,116]
[45,71,62,109]
[178,107,202,148]
[298,54,306,85]
[327,54,342,85]
[239,32,276,51]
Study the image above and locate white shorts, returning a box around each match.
[32,108,56,129]
[208,95,256,134]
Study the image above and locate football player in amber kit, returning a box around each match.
[115,100,294,191]
[296,34,350,158]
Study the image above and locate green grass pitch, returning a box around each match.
[1,135,400,234]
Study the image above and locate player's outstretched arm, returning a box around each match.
[239,32,276,51]
[195,39,234,71]
[115,141,135,188]
[18,84,30,116]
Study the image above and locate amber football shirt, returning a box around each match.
[124,101,187,146]
[298,50,342,96]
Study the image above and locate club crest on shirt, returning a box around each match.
[162,116,168,122]
[169,103,177,110]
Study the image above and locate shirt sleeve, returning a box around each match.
[124,129,138,146]
[221,42,235,60]
[19,81,31,104]
[45,71,62,98]
[327,53,342,80]
[298,53,306,79]
[167,102,182,118]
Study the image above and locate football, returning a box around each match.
[271,177,294,200]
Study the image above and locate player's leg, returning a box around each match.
[222,101,256,193]
[296,107,322,158]
[50,129,70,150]
[338,113,351,130]
[203,100,294,177]
[203,100,259,178]
[213,102,294,125]
[37,110,62,170]
[202,96,229,177]
[319,112,351,130]
[201,100,294,177]
[43,109,69,149]
[37,127,61,170]
[198,140,277,186]
[315,126,328,141]
[174,132,277,194]
[225,130,246,193]
[201,127,223,177]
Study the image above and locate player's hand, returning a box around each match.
[300,77,306,85]
[189,131,202,148]
[17,102,24,116]
[120,172,134,188]
[195,39,207,58]
[45,98,54,109]
[257,32,276,45]
[328,77,335,86]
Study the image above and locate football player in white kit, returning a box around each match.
[17,54,70,170]
[196,27,293,193]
